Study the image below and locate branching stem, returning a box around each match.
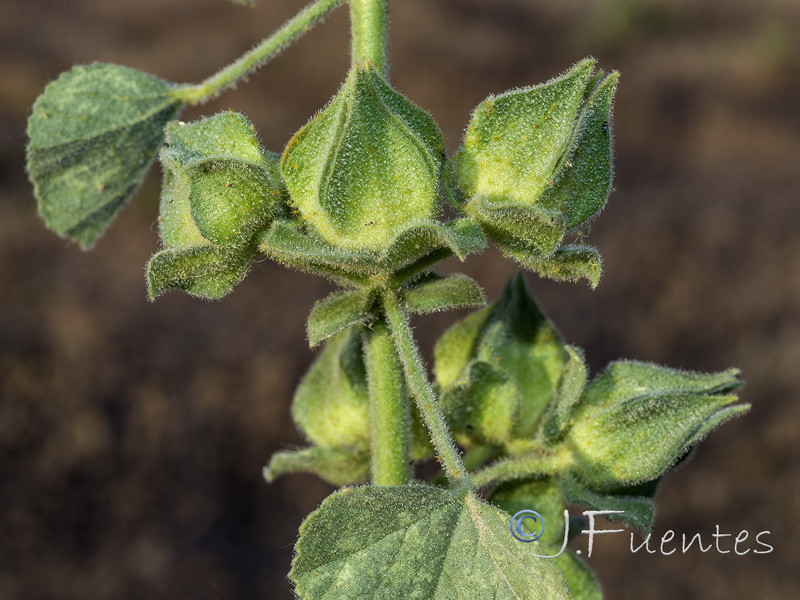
[382,290,471,490]
[174,0,344,104]
[470,449,567,489]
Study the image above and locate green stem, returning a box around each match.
[349,0,389,76]
[470,449,565,489]
[364,319,411,486]
[382,290,471,490]
[174,0,344,104]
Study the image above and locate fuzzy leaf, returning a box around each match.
[257,220,376,284]
[27,63,181,249]
[403,272,485,314]
[385,218,487,280]
[455,59,595,209]
[568,392,749,489]
[543,346,589,441]
[441,361,520,445]
[146,245,252,300]
[291,485,571,600]
[159,113,285,248]
[307,288,376,346]
[506,244,603,289]
[471,450,564,488]
[264,446,369,487]
[292,328,370,450]
[282,63,444,251]
[560,475,656,536]
[554,551,603,600]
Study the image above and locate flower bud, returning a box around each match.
[567,362,747,488]
[435,275,568,443]
[453,59,618,263]
[158,111,285,249]
[281,63,445,251]
[148,112,286,300]
[292,327,370,450]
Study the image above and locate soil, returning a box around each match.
[1,1,799,598]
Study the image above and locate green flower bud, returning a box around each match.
[566,362,748,488]
[292,327,370,450]
[453,59,618,271]
[291,325,430,459]
[147,112,286,300]
[159,111,285,249]
[281,63,445,251]
[434,274,568,444]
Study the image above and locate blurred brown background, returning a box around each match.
[1,0,798,598]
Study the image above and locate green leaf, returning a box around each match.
[291,485,572,600]
[568,392,749,488]
[554,551,603,600]
[307,288,376,347]
[385,218,487,281]
[146,245,252,300]
[282,63,445,251]
[441,361,521,445]
[159,112,285,248]
[543,346,589,441]
[292,328,370,450]
[27,63,182,249]
[505,244,603,289]
[455,59,595,209]
[487,481,603,599]
[560,474,656,536]
[264,446,369,487]
[403,272,486,314]
[471,450,564,488]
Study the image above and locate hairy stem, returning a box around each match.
[174,0,344,104]
[470,449,566,489]
[349,0,389,76]
[382,290,471,490]
[364,319,411,485]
